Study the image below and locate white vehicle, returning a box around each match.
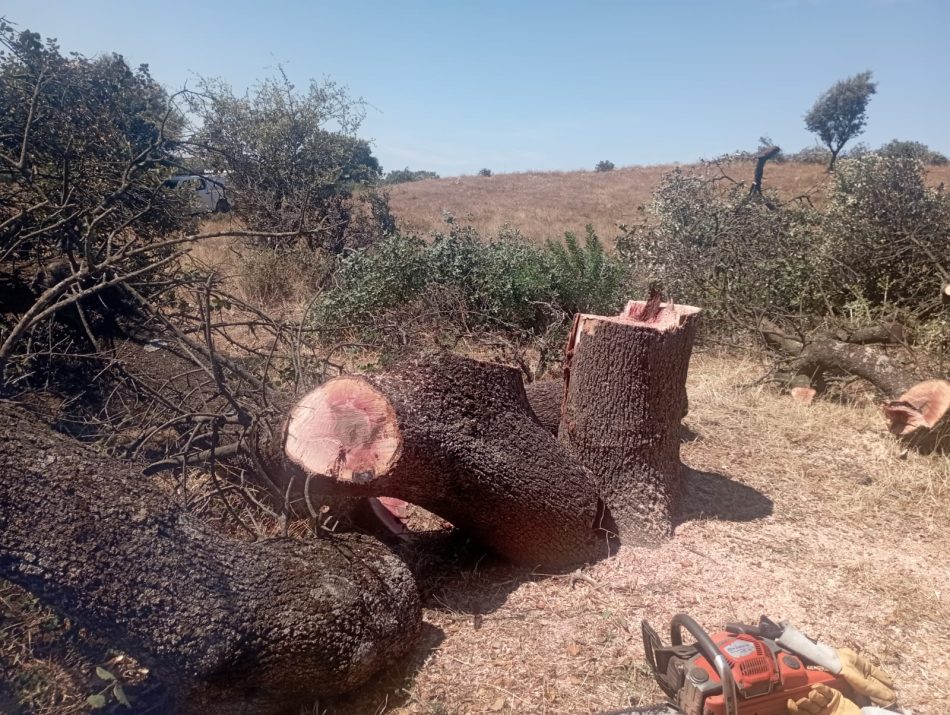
[163,174,230,214]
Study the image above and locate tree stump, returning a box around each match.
[0,404,421,715]
[267,351,614,568]
[558,299,701,542]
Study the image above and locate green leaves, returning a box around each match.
[804,71,877,167]
[87,665,131,709]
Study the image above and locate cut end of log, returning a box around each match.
[882,379,950,435]
[367,496,411,535]
[790,386,817,405]
[285,377,402,483]
[618,300,701,332]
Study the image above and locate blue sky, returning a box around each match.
[4,0,947,176]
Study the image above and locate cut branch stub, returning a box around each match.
[559,300,701,543]
[274,351,614,568]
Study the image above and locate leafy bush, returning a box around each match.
[546,226,626,315]
[595,160,615,172]
[819,154,950,309]
[384,167,440,184]
[0,22,196,369]
[879,139,948,165]
[318,224,626,336]
[617,168,822,326]
[477,168,492,177]
[188,70,388,250]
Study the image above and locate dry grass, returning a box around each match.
[325,351,950,715]
[387,161,950,243]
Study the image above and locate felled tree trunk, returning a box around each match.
[0,404,421,715]
[759,317,921,396]
[759,318,948,451]
[262,351,614,568]
[559,299,701,542]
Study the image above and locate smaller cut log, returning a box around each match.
[882,379,950,452]
[266,351,614,568]
[559,299,701,543]
[790,386,817,405]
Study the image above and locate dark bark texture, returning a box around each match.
[524,378,564,436]
[789,339,921,397]
[0,404,421,715]
[269,351,614,568]
[559,308,699,542]
[759,317,926,398]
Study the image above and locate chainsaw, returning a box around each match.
[614,613,857,715]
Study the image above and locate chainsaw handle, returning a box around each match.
[669,614,739,715]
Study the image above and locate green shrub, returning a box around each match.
[317,224,626,337]
[820,154,950,308]
[319,233,429,325]
[617,168,823,326]
[546,226,626,315]
[477,168,492,177]
[595,160,615,172]
[384,167,440,184]
[879,139,948,165]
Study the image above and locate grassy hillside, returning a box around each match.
[388,161,950,242]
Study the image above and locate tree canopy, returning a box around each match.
[804,71,877,170]
[187,71,385,248]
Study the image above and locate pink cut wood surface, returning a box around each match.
[617,300,701,331]
[883,379,950,434]
[285,377,402,483]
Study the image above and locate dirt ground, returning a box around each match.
[2,351,947,714]
[326,351,950,715]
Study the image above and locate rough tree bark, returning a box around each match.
[524,378,564,436]
[559,299,701,542]
[0,404,421,715]
[260,351,615,568]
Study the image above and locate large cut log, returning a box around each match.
[0,404,421,715]
[559,299,701,542]
[261,351,614,568]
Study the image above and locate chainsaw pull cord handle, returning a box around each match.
[669,614,739,715]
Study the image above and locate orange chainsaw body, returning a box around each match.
[640,615,855,715]
[695,630,851,715]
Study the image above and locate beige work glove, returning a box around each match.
[837,647,896,707]
[787,684,860,715]
[776,625,897,707]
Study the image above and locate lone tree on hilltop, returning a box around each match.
[804,71,877,170]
